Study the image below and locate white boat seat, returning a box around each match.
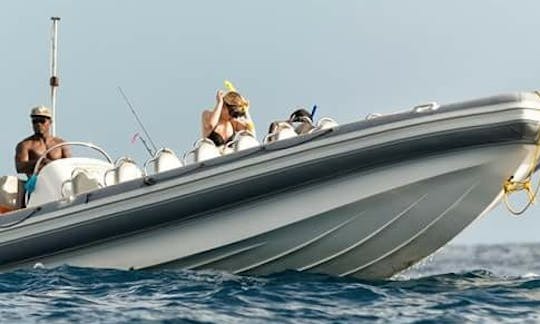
[184,138,221,164]
[310,117,339,132]
[105,158,143,186]
[71,170,102,196]
[226,131,260,152]
[264,122,297,144]
[144,148,183,175]
[28,157,115,207]
[292,116,315,135]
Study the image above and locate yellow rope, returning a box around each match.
[502,145,540,215]
[502,91,540,215]
[503,176,540,216]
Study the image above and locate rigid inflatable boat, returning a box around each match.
[0,92,539,279]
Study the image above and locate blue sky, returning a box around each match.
[2,1,540,244]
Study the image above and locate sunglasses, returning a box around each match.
[32,117,50,124]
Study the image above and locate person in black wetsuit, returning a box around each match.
[201,90,255,147]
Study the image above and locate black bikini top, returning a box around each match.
[207,122,235,146]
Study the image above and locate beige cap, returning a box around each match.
[30,105,52,119]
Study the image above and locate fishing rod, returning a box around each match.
[117,87,158,156]
[131,133,154,157]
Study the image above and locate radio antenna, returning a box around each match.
[117,87,158,155]
[50,17,60,136]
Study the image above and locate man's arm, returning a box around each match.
[15,142,35,175]
[49,137,71,159]
[61,142,72,158]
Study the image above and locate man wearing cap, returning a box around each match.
[15,106,71,177]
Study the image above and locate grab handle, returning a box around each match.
[412,102,440,113]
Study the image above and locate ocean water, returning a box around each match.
[0,244,539,323]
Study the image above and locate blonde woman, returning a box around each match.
[201,90,255,147]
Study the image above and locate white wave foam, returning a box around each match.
[521,272,539,279]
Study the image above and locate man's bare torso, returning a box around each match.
[15,135,70,176]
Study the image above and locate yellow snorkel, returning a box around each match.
[224,80,255,134]
[224,80,237,92]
